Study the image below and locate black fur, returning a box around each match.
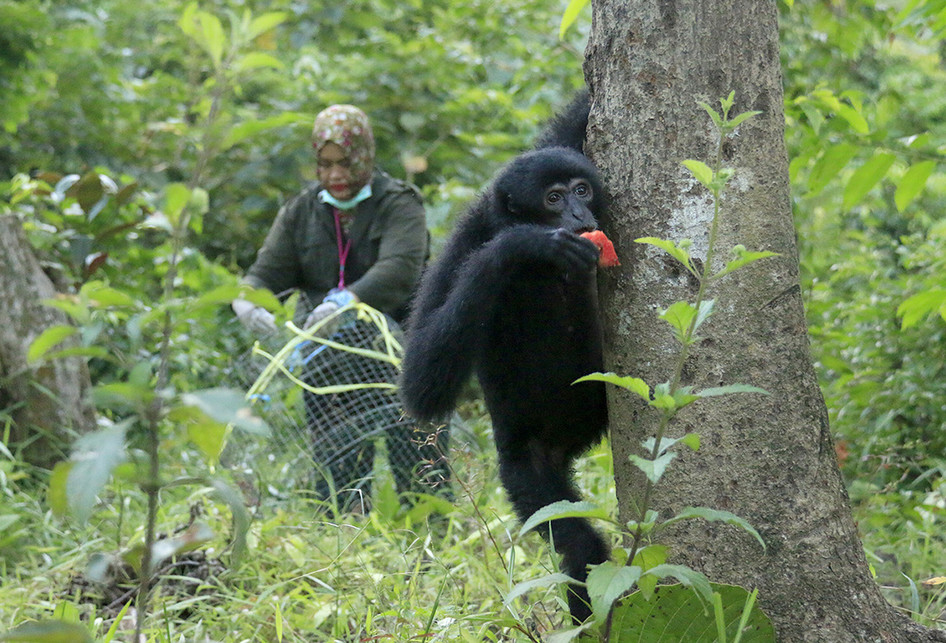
[400,95,609,623]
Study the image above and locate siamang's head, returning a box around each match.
[494,147,605,233]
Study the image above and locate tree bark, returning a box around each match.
[584,2,945,641]
[0,215,95,469]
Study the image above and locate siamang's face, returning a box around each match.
[497,148,604,233]
[542,177,596,233]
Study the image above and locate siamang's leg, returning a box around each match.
[498,442,610,623]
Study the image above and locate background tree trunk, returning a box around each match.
[584,2,946,641]
[0,215,95,469]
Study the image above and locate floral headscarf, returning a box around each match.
[311,104,375,191]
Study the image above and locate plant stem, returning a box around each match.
[627,121,728,565]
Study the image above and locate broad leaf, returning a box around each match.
[27,326,77,364]
[629,452,676,484]
[67,423,129,523]
[661,507,766,550]
[559,0,590,39]
[181,387,270,437]
[504,572,573,606]
[574,372,650,401]
[519,500,610,537]
[808,142,857,195]
[843,152,896,209]
[586,561,642,624]
[696,384,769,398]
[895,160,936,212]
[635,237,697,276]
[682,160,714,189]
[609,583,775,642]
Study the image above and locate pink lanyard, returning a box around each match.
[333,208,352,289]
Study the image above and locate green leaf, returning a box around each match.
[725,110,762,131]
[842,153,896,209]
[80,282,137,308]
[519,500,610,537]
[234,52,284,73]
[67,423,129,523]
[660,301,698,344]
[697,101,723,129]
[643,564,715,608]
[661,507,766,550]
[635,236,697,276]
[559,0,590,39]
[179,7,226,68]
[629,452,676,484]
[696,384,770,398]
[47,462,71,518]
[219,112,306,149]
[898,289,946,329]
[574,372,650,401]
[682,160,715,189]
[178,407,229,464]
[808,143,857,195]
[631,545,668,599]
[505,572,574,606]
[609,583,775,642]
[181,387,271,436]
[835,103,870,134]
[626,510,660,537]
[27,326,77,364]
[209,477,251,565]
[895,160,936,212]
[586,562,642,624]
[246,11,287,40]
[642,433,701,456]
[0,620,94,642]
[150,522,214,573]
[713,246,778,280]
[163,183,191,227]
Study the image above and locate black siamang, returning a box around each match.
[399,92,611,623]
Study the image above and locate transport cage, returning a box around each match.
[228,303,447,504]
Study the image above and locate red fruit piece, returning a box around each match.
[580,230,621,268]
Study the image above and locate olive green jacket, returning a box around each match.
[244,170,428,323]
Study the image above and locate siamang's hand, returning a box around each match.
[547,228,600,276]
[493,225,599,276]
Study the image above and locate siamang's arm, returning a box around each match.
[400,224,598,421]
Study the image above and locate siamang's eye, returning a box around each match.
[546,192,563,204]
[573,183,590,197]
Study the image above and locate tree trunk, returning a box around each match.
[0,215,95,469]
[584,2,945,641]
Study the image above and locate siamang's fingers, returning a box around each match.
[549,229,600,275]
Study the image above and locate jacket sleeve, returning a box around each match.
[243,199,303,295]
[347,186,428,313]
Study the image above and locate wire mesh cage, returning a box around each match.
[229,302,449,510]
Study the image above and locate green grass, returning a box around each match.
[0,413,618,642]
[2,411,943,640]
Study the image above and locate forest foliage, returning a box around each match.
[2,0,946,640]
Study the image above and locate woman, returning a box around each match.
[232,105,441,510]
[233,104,428,331]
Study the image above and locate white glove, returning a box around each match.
[232,298,277,336]
[304,301,339,329]
[304,289,356,331]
